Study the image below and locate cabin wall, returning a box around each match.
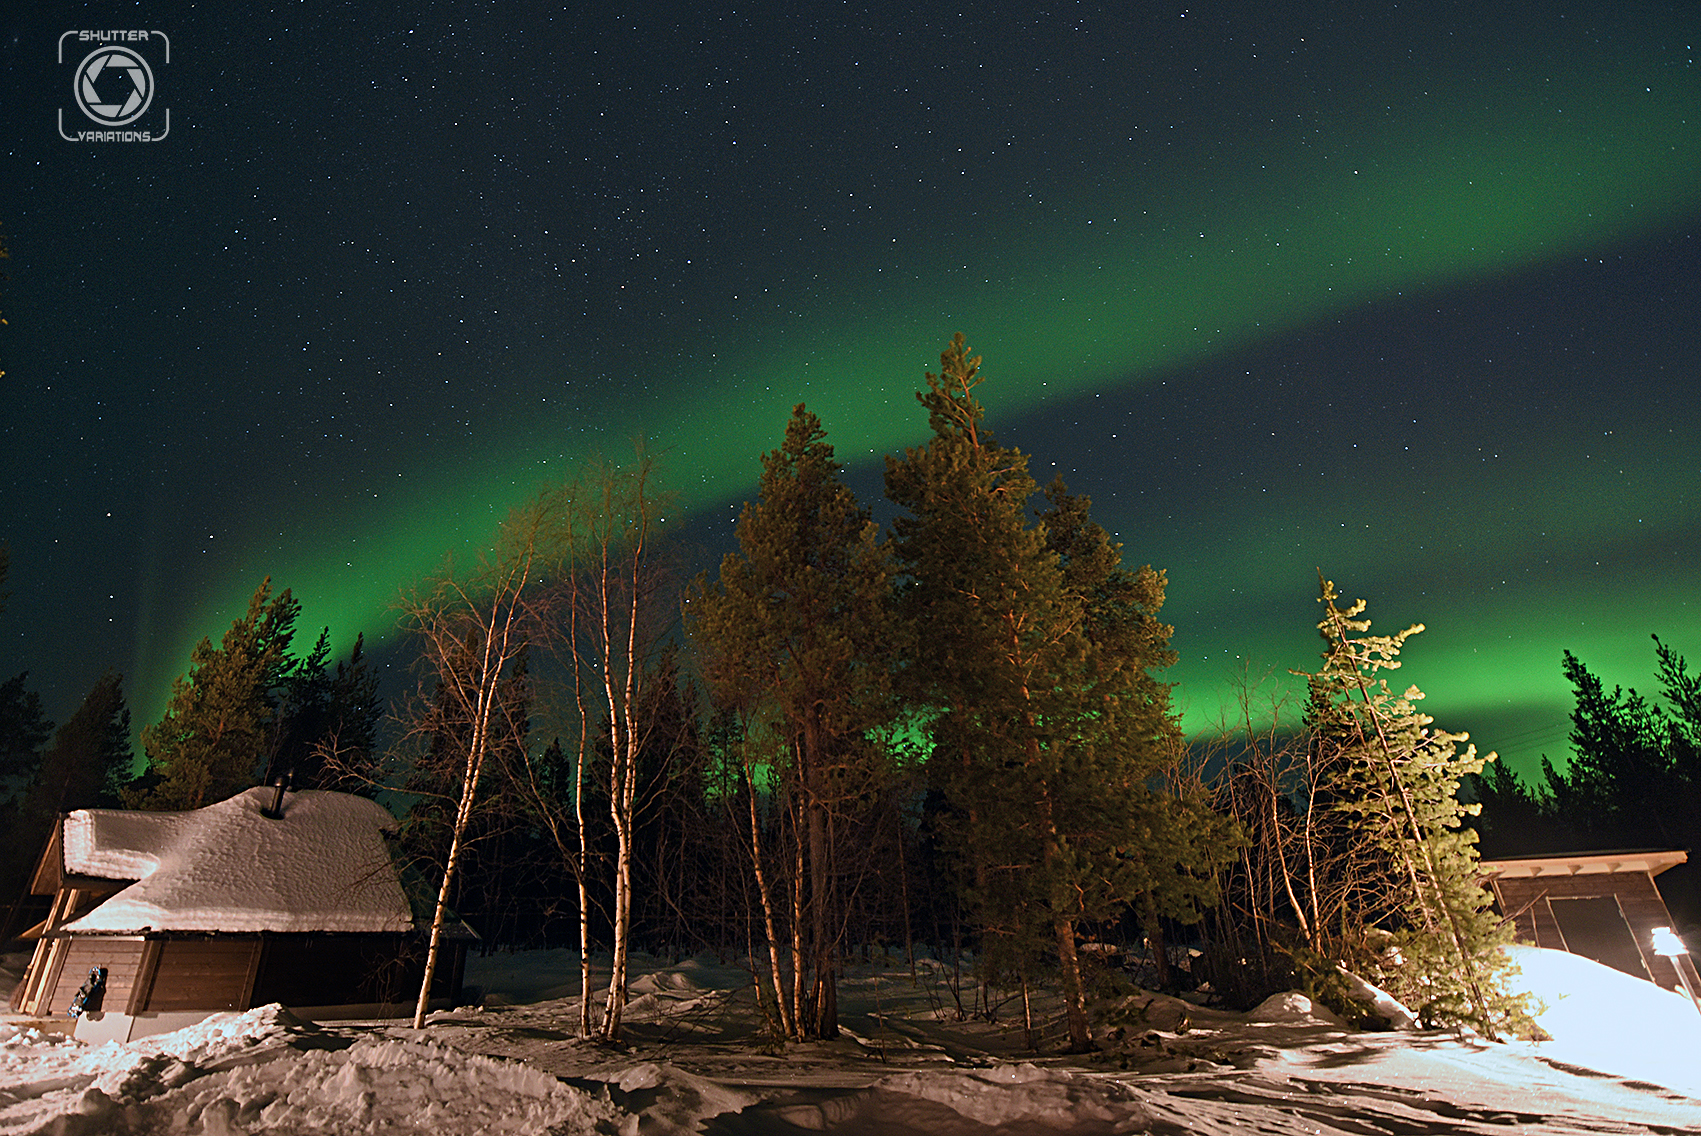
[142,937,263,1013]
[13,938,64,1016]
[1493,871,1680,988]
[26,930,465,1042]
[43,936,147,1019]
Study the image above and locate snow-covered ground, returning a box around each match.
[1,943,1698,1134]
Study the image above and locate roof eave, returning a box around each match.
[1480,849,1689,879]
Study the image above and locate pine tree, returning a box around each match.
[886,336,1207,1051]
[689,404,896,1039]
[0,545,50,800]
[1304,579,1524,1035]
[264,627,332,788]
[1039,480,1237,981]
[0,672,52,806]
[0,671,133,938]
[30,669,132,814]
[132,579,300,810]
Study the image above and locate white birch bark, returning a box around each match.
[411,542,534,1029]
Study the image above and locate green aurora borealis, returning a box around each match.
[4,2,1698,782]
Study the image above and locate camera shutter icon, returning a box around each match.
[75,46,154,126]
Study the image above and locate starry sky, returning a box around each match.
[2,1,1698,781]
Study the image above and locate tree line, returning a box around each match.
[1468,636,1701,929]
[1,335,1693,1047]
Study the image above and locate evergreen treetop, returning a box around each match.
[133,578,302,810]
[1303,578,1525,1036]
[886,335,1225,1051]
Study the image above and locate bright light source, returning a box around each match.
[1652,926,1689,958]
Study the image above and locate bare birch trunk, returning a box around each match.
[1020,974,1034,1052]
[411,550,530,1029]
[598,457,652,1043]
[574,649,594,1038]
[790,794,806,1036]
[413,741,481,1028]
[598,601,634,1040]
[744,762,795,1038]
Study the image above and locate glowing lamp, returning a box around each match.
[1652,926,1690,957]
[1653,927,1701,1018]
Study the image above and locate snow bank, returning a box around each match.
[859,1064,1163,1132]
[1247,990,1347,1026]
[1509,944,1701,1098]
[0,1004,622,1135]
[1333,966,1421,1030]
[5,946,1701,1134]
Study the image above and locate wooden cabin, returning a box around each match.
[11,786,473,1043]
[1481,849,1698,991]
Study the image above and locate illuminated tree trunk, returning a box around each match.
[406,533,538,1030]
[687,404,895,1042]
[574,640,594,1037]
[594,453,661,1044]
[743,759,795,1038]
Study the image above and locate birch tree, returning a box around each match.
[484,453,673,1042]
[396,504,547,1028]
[577,452,670,1042]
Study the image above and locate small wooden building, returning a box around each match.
[11,786,472,1043]
[1481,849,1695,990]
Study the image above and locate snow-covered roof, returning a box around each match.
[60,787,415,935]
[1480,849,1688,879]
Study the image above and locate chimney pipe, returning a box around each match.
[262,770,292,819]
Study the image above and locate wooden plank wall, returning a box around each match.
[16,937,68,1017]
[45,937,146,1018]
[143,938,262,1012]
[26,933,462,1018]
[1493,872,1681,988]
[252,934,411,1007]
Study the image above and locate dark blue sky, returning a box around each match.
[2,1,1698,779]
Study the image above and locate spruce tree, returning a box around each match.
[0,673,52,806]
[1540,643,1701,852]
[886,336,1204,1051]
[1304,579,1524,1036]
[31,669,132,813]
[264,627,332,787]
[689,403,895,1039]
[0,671,133,937]
[132,578,300,810]
[319,632,383,788]
[268,630,383,791]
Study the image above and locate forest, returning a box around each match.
[1,336,1696,1048]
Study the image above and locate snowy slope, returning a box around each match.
[0,945,1697,1134]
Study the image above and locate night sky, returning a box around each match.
[2,2,1698,780]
